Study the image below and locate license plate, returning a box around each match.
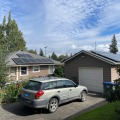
[24,93,29,97]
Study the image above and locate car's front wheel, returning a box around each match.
[80,91,87,102]
[48,98,58,113]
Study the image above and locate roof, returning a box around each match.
[63,50,120,65]
[6,50,61,66]
[30,77,68,83]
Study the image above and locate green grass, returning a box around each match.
[73,102,120,120]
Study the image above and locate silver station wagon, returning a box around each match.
[18,77,88,113]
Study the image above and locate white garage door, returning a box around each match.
[79,67,103,93]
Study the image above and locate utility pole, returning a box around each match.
[95,42,96,51]
[44,46,47,57]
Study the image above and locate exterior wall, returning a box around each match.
[111,67,119,81]
[10,65,50,81]
[64,53,112,84]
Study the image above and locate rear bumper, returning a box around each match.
[18,95,48,108]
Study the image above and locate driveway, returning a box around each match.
[0,92,106,120]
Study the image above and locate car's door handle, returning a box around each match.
[57,91,60,93]
[69,89,72,91]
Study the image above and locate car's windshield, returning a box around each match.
[24,80,41,90]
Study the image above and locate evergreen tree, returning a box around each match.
[0,11,26,52]
[109,35,118,54]
[51,52,58,60]
[0,45,8,88]
[39,48,44,56]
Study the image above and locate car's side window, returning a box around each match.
[42,81,57,90]
[65,80,75,87]
[57,80,66,88]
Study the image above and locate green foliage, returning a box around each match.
[0,47,8,88]
[39,48,44,56]
[2,80,27,103]
[0,11,26,52]
[109,34,118,54]
[51,52,58,60]
[27,49,37,54]
[53,66,64,77]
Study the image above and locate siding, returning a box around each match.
[64,53,112,84]
[10,65,49,80]
[111,67,119,81]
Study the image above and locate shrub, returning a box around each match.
[2,80,27,104]
[53,66,64,77]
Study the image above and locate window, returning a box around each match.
[49,66,55,74]
[10,67,16,76]
[57,80,66,88]
[20,67,28,76]
[24,81,41,90]
[65,80,76,87]
[42,81,57,90]
[33,66,40,72]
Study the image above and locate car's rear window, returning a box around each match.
[24,80,41,90]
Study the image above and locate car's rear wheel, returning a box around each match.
[48,98,58,113]
[80,91,87,102]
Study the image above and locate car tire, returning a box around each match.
[80,91,87,102]
[48,98,58,113]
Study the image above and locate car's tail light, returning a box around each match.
[35,90,44,99]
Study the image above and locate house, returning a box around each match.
[63,50,120,93]
[6,50,61,81]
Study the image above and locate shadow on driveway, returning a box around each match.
[2,92,106,118]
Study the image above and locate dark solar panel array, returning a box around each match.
[16,54,33,58]
[13,57,54,65]
[92,51,120,62]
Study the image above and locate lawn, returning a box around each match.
[73,102,120,120]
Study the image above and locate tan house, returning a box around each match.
[7,50,61,81]
[63,50,120,93]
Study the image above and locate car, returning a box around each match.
[18,77,88,113]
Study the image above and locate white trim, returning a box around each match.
[33,66,40,72]
[16,67,18,80]
[63,50,116,65]
[49,65,55,74]
[20,66,28,76]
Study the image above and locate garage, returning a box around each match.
[79,67,103,93]
[64,50,120,93]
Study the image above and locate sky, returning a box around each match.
[0,0,120,56]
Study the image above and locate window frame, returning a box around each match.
[33,66,40,72]
[20,66,28,76]
[49,65,55,74]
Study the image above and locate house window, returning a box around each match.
[10,67,16,76]
[49,66,55,74]
[20,67,28,76]
[33,66,40,72]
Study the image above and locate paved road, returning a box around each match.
[0,93,106,120]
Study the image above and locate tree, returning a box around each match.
[109,35,118,54]
[51,52,58,60]
[39,48,44,56]
[0,11,26,52]
[53,66,64,77]
[28,49,37,54]
[0,45,8,88]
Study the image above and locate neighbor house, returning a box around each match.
[63,50,120,93]
[6,50,61,81]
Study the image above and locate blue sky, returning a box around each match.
[0,0,120,56]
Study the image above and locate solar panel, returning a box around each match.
[17,54,33,58]
[29,58,38,63]
[21,58,31,64]
[92,51,120,62]
[17,54,26,58]
[25,54,33,58]
[41,58,54,63]
[12,58,25,65]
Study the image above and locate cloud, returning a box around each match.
[0,0,120,55]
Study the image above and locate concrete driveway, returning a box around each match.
[0,92,106,120]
